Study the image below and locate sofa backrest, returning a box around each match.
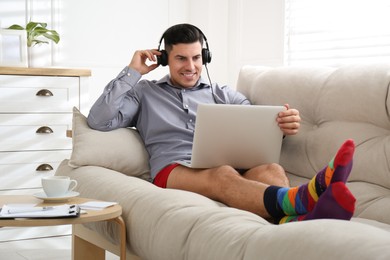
[237,65,390,189]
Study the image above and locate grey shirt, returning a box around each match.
[87,66,250,179]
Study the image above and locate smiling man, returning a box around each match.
[87,24,356,224]
[167,42,202,87]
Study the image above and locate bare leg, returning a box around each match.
[242,163,290,187]
[166,139,356,222]
[167,165,272,218]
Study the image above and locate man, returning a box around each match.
[88,23,356,224]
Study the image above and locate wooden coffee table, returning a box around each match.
[0,195,126,260]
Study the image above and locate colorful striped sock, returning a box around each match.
[263,139,355,220]
[279,182,356,223]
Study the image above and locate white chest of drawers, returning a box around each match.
[0,67,90,195]
[0,67,91,242]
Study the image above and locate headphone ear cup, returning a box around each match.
[157,50,168,66]
[202,48,212,65]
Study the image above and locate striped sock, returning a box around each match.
[279,182,356,223]
[263,139,355,220]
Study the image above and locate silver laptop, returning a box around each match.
[190,104,285,169]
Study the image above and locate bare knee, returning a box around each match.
[211,165,240,183]
[264,163,285,175]
[243,163,290,187]
[267,163,290,186]
[214,165,239,175]
[207,165,241,196]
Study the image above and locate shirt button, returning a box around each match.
[184,104,189,109]
[127,73,131,76]
[189,119,193,123]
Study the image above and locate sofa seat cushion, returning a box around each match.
[57,160,390,260]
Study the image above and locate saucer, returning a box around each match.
[33,191,80,202]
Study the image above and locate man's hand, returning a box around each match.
[129,49,161,75]
[277,104,301,135]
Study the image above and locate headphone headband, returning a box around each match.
[157,24,212,66]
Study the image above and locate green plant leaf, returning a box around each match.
[31,27,49,35]
[43,31,60,44]
[6,21,60,47]
[26,22,47,31]
[7,24,25,30]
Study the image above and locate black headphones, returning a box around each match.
[157,25,212,66]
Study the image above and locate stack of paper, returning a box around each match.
[0,204,80,218]
[78,201,117,211]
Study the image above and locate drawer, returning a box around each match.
[0,114,72,152]
[0,75,79,113]
[0,150,71,191]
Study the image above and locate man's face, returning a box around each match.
[168,41,203,88]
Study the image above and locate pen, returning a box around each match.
[7,206,54,214]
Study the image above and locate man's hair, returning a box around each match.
[163,23,204,52]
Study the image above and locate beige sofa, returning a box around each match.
[57,64,390,260]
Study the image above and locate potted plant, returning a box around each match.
[8,21,60,67]
[8,21,60,47]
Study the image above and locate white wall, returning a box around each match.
[189,0,285,89]
[227,0,285,86]
[0,0,285,110]
[56,0,193,108]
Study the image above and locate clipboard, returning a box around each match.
[0,204,80,219]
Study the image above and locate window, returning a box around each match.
[285,0,390,66]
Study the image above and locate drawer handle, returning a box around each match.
[36,89,54,96]
[36,164,54,171]
[36,126,54,134]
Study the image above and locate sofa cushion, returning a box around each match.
[237,65,390,188]
[68,107,151,180]
[57,160,390,260]
[237,64,390,225]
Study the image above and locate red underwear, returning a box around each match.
[153,163,180,188]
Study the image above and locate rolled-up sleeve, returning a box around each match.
[87,66,142,131]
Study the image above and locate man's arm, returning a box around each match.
[87,49,161,131]
[214,84,251,105]
[87,66,142,131]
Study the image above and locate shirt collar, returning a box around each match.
[156,74,210,90]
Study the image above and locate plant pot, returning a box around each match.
[28,45,52,68]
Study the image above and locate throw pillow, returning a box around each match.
[68,107,151,180]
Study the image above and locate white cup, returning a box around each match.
[42,176,78,197]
